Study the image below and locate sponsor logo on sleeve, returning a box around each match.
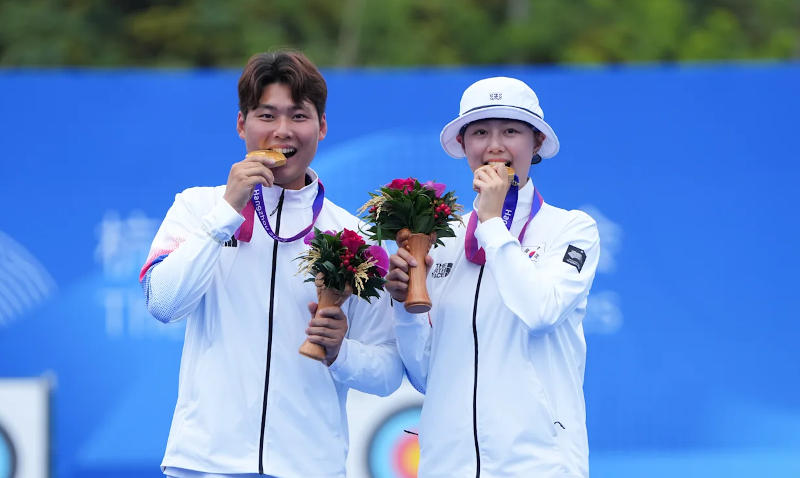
[563,245,586,272]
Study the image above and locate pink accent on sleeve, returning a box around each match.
[139,238,186,282]
[234,201,255,243]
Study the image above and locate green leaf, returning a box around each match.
[414,193,430,212]
[421,214,435,233]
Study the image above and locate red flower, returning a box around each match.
[341,229,366,255]
[386,177,416,194]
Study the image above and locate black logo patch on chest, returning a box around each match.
[563,245,585,272]
[430,262,453,279]
[223,236,238,247]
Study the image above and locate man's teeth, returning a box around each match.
[270,148,296,154]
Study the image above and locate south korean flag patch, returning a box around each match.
[563,245,586,272]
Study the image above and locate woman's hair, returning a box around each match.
[237,49,327,120]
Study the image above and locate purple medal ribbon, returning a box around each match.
[465,175,543,265]
[252,181,325,243]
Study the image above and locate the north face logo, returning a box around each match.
[431,263,453,279]
[563,245,586,272]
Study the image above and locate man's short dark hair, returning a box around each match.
[238,50,327,120]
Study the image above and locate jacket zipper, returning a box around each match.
[258,190,285,474]
[472,265,485,478]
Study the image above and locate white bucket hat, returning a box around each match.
[440,76,560,160]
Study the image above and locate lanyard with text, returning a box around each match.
[251,181,325,243]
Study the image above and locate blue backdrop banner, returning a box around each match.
[0,62,798,478]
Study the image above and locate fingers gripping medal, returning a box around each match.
[236,150,307,244]
[473,164,516,192]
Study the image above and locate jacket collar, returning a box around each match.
[260,168,321,209]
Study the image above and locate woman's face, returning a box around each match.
[459,119,544,186]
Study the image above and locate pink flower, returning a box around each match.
[304,229,335,245]
[363,245,389,277]
[341,229,366,255]
[422,180,446,198]
[386,178,416,194]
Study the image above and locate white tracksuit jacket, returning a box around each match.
[395,180,600,478]
[140,169,404,477]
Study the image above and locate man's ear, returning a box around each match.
[237,111,246,140]
[318,113,328,141]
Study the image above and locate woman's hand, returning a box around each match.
[473,163,511,223]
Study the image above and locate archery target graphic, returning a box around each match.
[0,378,50,478]
[367,406,422,478]
[0,422,16,478]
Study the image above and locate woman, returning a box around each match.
[386,76,600,478]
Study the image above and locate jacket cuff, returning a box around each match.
[474,216,515,252]
[201,201,245,243]
[328,338,352,378]
[394,303,429,325]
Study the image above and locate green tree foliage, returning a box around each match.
[0,0,797,67]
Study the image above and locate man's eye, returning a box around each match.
[505,128,519,134]
[259,114,274,120]
[473,129,487,136]
[293,114,308,120]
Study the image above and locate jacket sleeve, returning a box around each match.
[139,189,244,323]
[475,211,600,336]
[327,285,405,397]
[393,305,432,394]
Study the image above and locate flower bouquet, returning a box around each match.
[295,228,389,361]
[358,178,463,313]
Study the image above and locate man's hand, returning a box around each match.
[473,163,511,223]
[385,247,434,303]
[222,155,278,213]
[306,302,348,366]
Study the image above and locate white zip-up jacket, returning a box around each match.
[395,180,600,478]
[140,169,404,477]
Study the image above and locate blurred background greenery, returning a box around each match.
[0,0,797,67]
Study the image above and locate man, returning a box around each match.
[140,50,403,478]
